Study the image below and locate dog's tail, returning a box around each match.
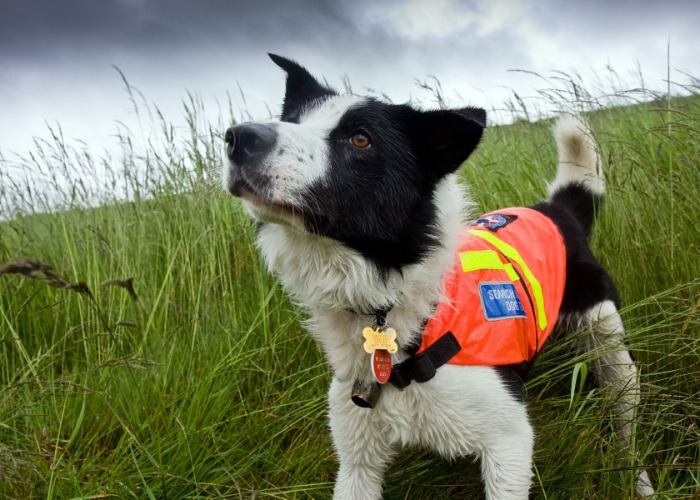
[547,115,603,239]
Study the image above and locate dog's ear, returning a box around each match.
[268,54,337,121]
[455,107,487,128]
[406,107,486,178]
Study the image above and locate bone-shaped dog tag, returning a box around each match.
[362,327,399,354]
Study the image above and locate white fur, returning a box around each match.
[548,115,604,196]
[257,174,468,383]
[329,367,533,499]
[266,95,367,203]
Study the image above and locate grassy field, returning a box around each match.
[0,78,699,498]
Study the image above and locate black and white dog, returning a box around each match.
[223,55,654,499]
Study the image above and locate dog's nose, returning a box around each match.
[225,123,277,166]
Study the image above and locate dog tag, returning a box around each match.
[371,349,392,384]
[362,327,399,354]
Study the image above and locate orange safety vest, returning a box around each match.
[417,207,566,366]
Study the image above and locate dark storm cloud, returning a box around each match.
[0,0,413,156]
[1,0,698,159]
[0,0,409,103]
[1,0,371,62]
[0,0,518,79]
[2,0,698,77]
[3,0,682,94]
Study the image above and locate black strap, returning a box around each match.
[389,331,461,389]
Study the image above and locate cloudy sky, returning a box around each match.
[1,0,699,160]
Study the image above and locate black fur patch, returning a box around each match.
[548,184,603,239]
[269,53,337,123]
[494,363,528,403]
[297,100,485,271]
[267,54,485,272]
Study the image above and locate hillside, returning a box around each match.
[1,91,699,498]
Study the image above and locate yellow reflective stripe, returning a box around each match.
[459,250,520,281]
[467,229,548,330]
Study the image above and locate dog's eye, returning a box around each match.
[349,131,372,149]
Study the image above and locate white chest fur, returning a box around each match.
[254,175,471,383]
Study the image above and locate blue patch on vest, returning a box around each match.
[478,282,527,321]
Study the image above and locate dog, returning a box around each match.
[222,54,654,499]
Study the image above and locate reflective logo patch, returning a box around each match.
[466,213,518,232]
[478,282,527,321]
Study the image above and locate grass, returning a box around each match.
[1,71,699,499]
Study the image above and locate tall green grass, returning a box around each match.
[0,73,698,498]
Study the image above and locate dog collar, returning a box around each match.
[388,331,461,389]
[351,330,461,408]
[351,303,461,408]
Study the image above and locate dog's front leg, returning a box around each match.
[479,412,534,500]
[328,378,396,500]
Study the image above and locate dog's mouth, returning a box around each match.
[227,172,305,227]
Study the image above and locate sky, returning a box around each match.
[1,0,699,161]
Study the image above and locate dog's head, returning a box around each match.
[224,54,485,270]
